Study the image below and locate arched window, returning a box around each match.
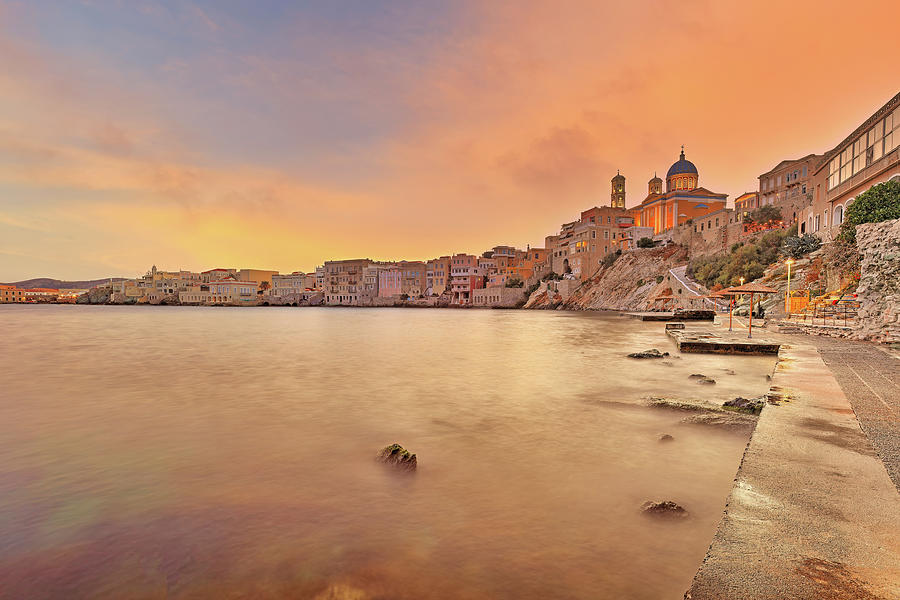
[834,205,844,226]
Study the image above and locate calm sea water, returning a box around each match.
[0,305,776,599]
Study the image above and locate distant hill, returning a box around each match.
[1,277,126,289]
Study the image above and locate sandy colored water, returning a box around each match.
[0,306,777,599]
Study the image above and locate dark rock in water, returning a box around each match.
[377,443,417,471]
[658,434,674,442]
[723,397,764,415]
[766,374,772,381]
[688,373,706,379]
[696,377,716,385]
[628,348,669,359]
[723,369,736,375]
[641,500,688,518]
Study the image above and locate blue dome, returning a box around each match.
[666,149,698,178]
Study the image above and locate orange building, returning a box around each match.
[0,285,26,303]
[631,148,728,234]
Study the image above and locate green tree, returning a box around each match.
[838,179,900,243]
[505,277,524,288]
[746,204,782,225]
[637,237,654,248]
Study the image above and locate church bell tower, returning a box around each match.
[611,171,626,208]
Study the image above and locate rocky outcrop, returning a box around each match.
[525,245,689,311]
[723,396,765,415]
[853,218,900,343]
[377,443,417,471]
[641,500,688,518]
[76,286,112,304]
[628,349,669,359]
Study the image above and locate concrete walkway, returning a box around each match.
[806,337,900,492]
[685,343,900,599]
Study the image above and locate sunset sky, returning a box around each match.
[1,0,898,281]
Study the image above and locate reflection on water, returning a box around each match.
[0,306,775,599]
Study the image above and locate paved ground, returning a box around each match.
[685,340,900,599]
[799,336,900,492]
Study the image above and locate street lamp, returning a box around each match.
[785,258,795,313]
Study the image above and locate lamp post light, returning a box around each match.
[785,258,795,313]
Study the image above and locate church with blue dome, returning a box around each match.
[629,147,728,234]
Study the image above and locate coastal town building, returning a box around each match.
[733,192,759,221]
[513,247,549,281]
[450,253,485,304]
[546,206,631,279]
[614,226,654,251]
[179,278,259,305]
[237,269,279,287]
[315,266,325,290]
[0,285,25,303]
[629,148,728,234]
[271,272,316,298]
[803,91,900,239]
[324,259,374,305]
[757,154,821,226]
[377,266,402,298]
[23,288,60,302]
[201,268,237,282]
[426,256,451,296]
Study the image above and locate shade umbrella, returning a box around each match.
[726,282,779,338]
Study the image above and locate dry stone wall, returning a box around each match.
[853,218,900,343]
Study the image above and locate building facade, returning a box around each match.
[757,154,820,225]
[630,149,728,234]
[803,91,900,239]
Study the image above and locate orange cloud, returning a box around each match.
[1,0,899,280]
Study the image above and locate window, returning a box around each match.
[814,215,820,231]
[802,165,807,177]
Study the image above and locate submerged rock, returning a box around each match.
[641,500,688,518]
[681,412,757,432]
[723,396,765,415]
[628,349,669,359]
[377,443,417,471]
[696,377,716,385]
[688,373,707,379]
[658,434,674,442]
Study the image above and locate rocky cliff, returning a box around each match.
[524,245,690,311]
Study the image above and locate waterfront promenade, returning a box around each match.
[685,330,900,599]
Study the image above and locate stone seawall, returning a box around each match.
[853,218,900,344]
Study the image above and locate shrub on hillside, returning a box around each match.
[781,233,822,258]
[601,250,621,268]
[838,179,900,243]
[637,237,654,248]
[505,277,524,288]
[688,229,789,288]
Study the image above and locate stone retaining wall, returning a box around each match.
[853,218,900,343]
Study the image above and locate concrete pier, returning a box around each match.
[666,327,780,355]
[627,310,716,321]
[684,344,900,599]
